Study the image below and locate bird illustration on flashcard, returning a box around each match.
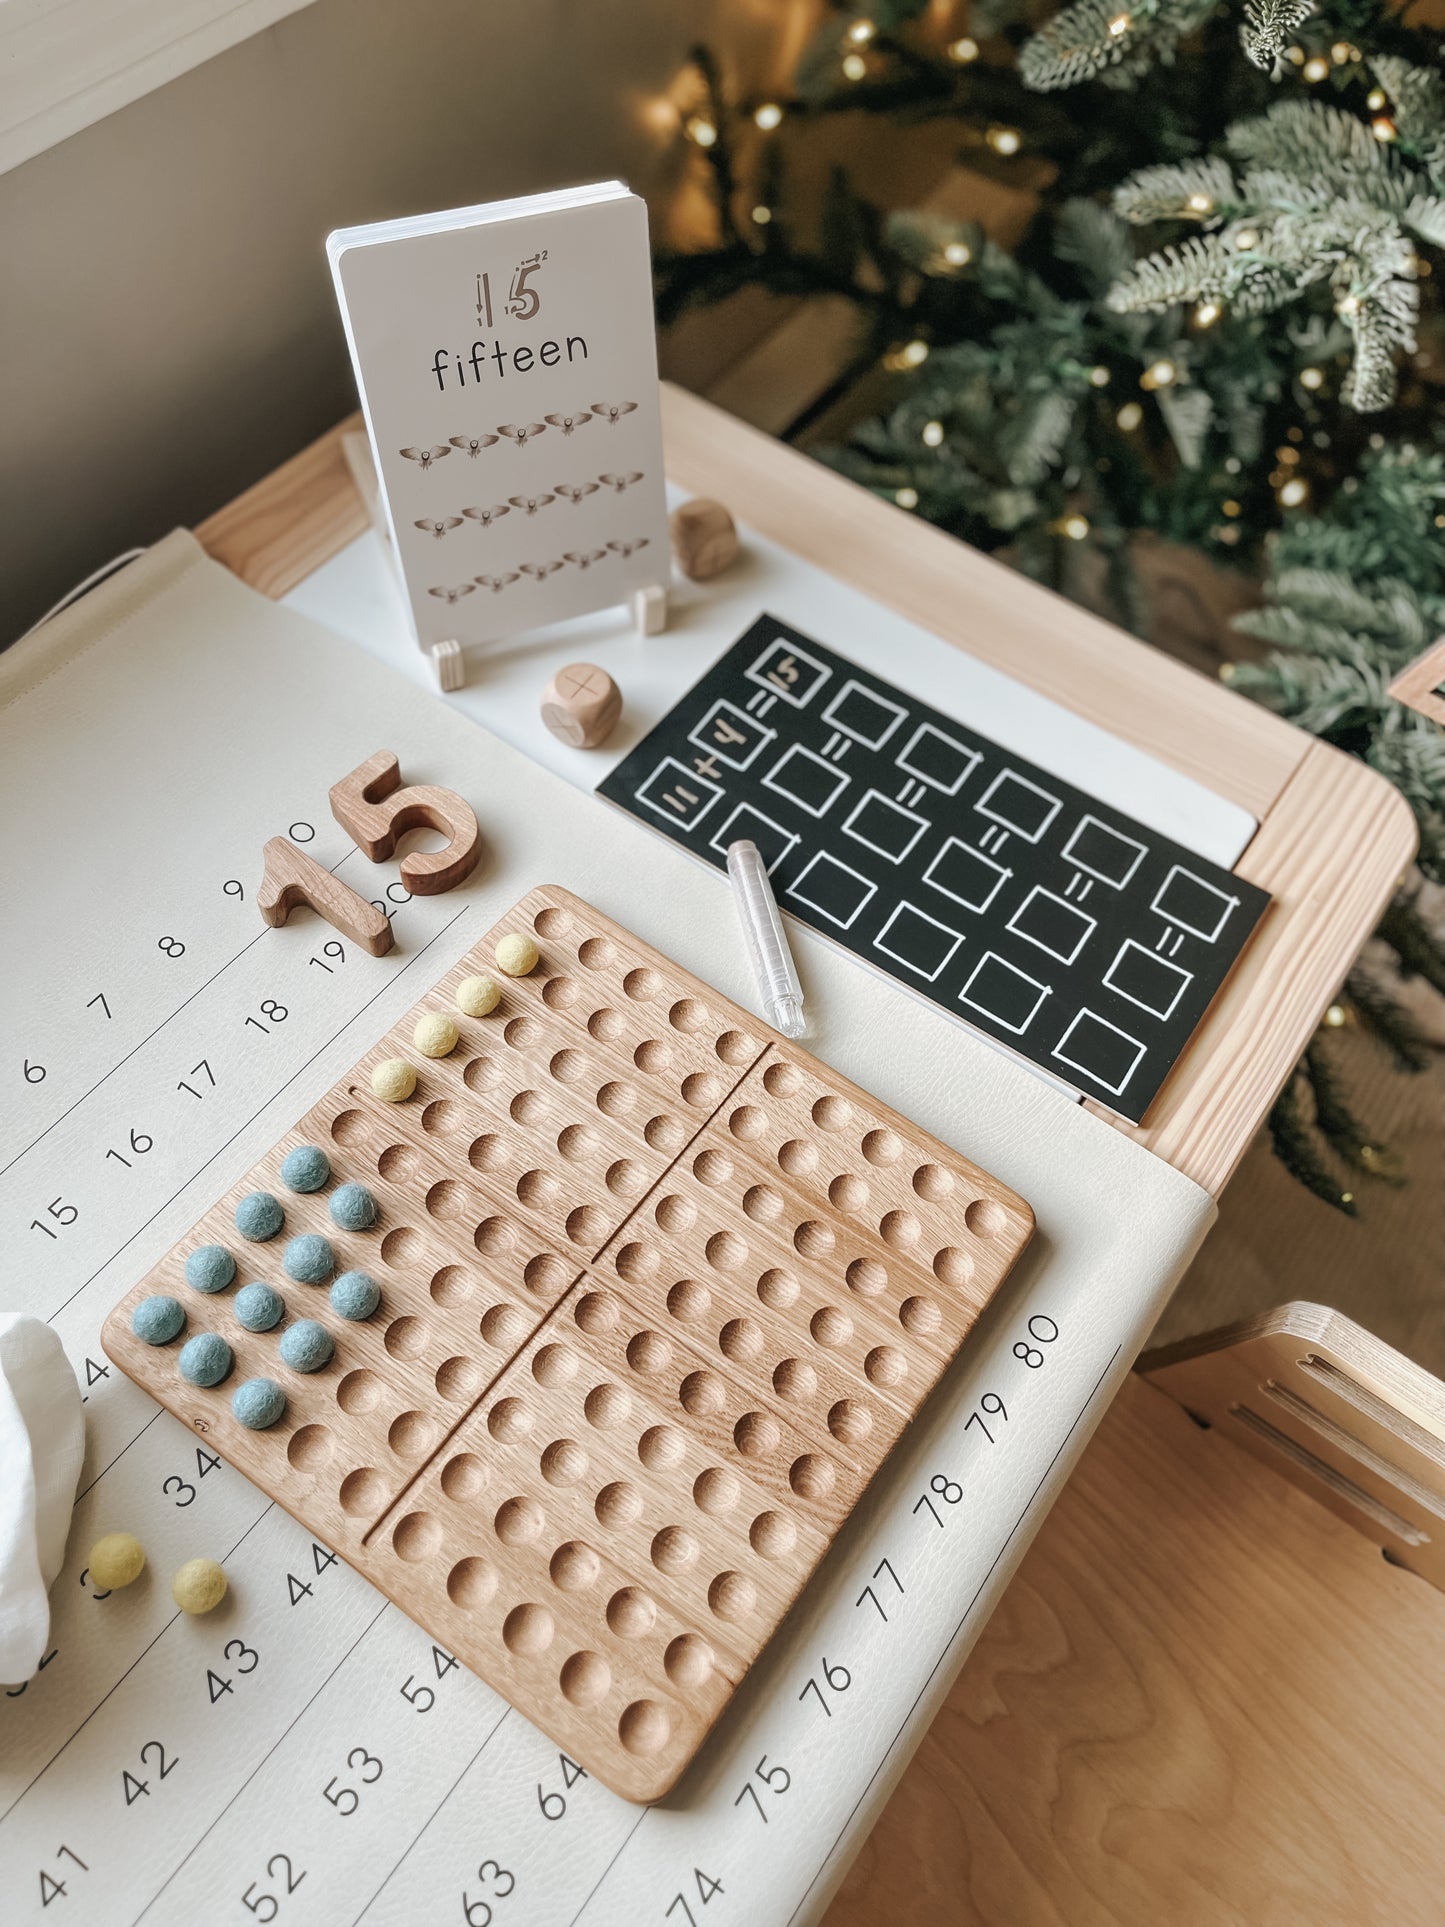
[415,516,463,539]
[462,504,511,527]
[449,434,499,458]
[399,444,452,470]
[497,422,547,447]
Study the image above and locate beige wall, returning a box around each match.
[0,0,793,640]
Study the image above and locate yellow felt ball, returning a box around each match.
[456,973,501,1017]
[413,1012,459,1058]
[171,1557,228,1615]
[495,932,539,977]
[371,1057,417,1103]
[89,1532,146,1590]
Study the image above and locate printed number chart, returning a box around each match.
[0,534,1217,1927]
[601,617,1271,1123]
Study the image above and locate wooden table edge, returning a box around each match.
[195,389,1418,1200]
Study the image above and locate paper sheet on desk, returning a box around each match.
[0,533,1214,1926]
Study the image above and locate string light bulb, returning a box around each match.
[1117,401,1143,430]
[1186,192,1214,215]
[1372,115,1397,143]
[986,125,1021,155]
[1060,513,1090,540]
[1325,1004,1347,1027]
[1299,365,1324,390]
[1194,300,1221,327]
[753,101,783,130]
[942,240,972,266]
[685,116,717,148]
[1140,358,1177,389]
[847,18,876,43]
[1279,476,1309,507]
[921,420,945,447]
[1302,54,1329,81]
[900,338,929,368]
[895,487,919,508]
[947,35,979,61]
[842,51,867,80]
[1089,365,1110,386]
[1337,292,1361,316]
[1107,11,1130,35]
[1221,499,1241,517]
[1367,86,1387,110]
[751,205,772,225]
[1233,227,1260,251]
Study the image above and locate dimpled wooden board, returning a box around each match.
[103,885,1034,1799]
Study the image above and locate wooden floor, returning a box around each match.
[823,1375,1445,1926]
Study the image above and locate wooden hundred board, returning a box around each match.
[102,886,1033,1801]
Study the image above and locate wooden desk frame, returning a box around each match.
[197,385,1417,1201]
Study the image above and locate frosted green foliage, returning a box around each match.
[1239,0,1315,73]
[1018,0,1216,92]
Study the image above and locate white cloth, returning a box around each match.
[0,1315,83,1683]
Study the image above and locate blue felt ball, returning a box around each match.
[179,1332,233,1387]
[329,1182,378,1231]
[330,1271,381,1322]
[232,1377,286,1430]
[132,1295,186,1346]
[279,1319,334,1373]
[234,1282,285,1332]
[284,1233,336,1283]
[184,1244,235,1294]
[280,1144,331,1193]
[235,1192,284,1242]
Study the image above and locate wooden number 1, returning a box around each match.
[256,839,393,956]
[329,750,482,896]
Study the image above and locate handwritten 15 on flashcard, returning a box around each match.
[328,183,669,657]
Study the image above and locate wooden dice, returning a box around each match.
[669,497,739,582]
[540,663,622,749]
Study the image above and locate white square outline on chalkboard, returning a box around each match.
[1150,865,1240,943]
[959,951,1052,1035]
[1062,812,1148,890]
[763,742,851,820]
[975,769,1064,844]
[873,900,965,982]
[821,678,908,750]
[708,800,799,873]
[1006,885,1097,967]
[923,836,1012,915]
[788,849,877,929]
[842,788,930,866]
[689,699,777,773]
[896,722,981,797]
[1103,938,1193,1020]
[1052,1006,1148,1095]
[746,637,833,708]
[635,756,724,832]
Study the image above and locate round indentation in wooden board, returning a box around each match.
[653,1193,696,1236]
[680,1369,726,1418]
[447,1556,498,1608]
[524,1252,573,1297]
[692,1148,733,1187]
[790,1453,836,1502]
[509,1088,547,1126]
[502,1602,554,1655]
[900,1295,943,1336]
[773,1356,817,1402]
[664,1634,714,1691]
[880,1209,922,1250]
[720,1317,764,1363]
[626,1329,672,1376]
[866,1345,908,1388]
[287,1424,333,1472]
[340,1465,388,1514]
[743,1183,784,1224]
[384,1316,427,1360]
[667,1279,711,1324]
[541,973,580,1012]
[862,1127,904,1166]
[426,1179,469,1221]
[578,936,615,971]
[560,1649,611,1706]
[777,1139,817,1177]
[331,1108,367,1145]
[586,1005,624,1042]
[541,1438,589,1486]
[463,1055,503,1094]
[708,1570,757,1622]
[550,1048,588,1085]
[488,1397,533,1443]
[389,1410,437,1459]
[693,1466,741,1515]
[912,1162,954,1202]
[516,1169,559,1210]
[668,998,709,1034]
[596,1081,635,1119]
[682,1072,723,1108]
[440,1452,488,1502]
[494,1496,544,1545]
[651,1525,700,1575]
[550,1540,600,1591]
[623,966,661,1000]
[595,1479,643,1528]
[734,1410,780,1458]
[504,1016,543,1052]
[645,1113,687,1155]
[584,1381,631,1429]
[392,1510,442,1562]
[619,1698,673,1758]
[573,1290,620,1336]
[965,1197,1008,1238]
[557,1122,601,1163]
[638,1424,685,1470]
[605,1158,647,1199]
[756,1267,798,1310]
[474,1216,517,1256]
[378,1141,420,1181]
[828,1174,869,1214]
[812,1094,853,1132]
[480,1302,531,1351]
[749,1510,797,1559]
[607,1587,657,1640]
[762,1060,802,1099]
[534,905,571,939]
[794,1220,835,1260]
[706,1230,748,1272]
[633,1038,672,1075]
[532,1342,579,1389]
[615,1243,659,1287]
[430,1265,471,1308]
[468,1133,505,1173]
[845,1257,887,1298]
[728,1105,767,1142]
[811,1305,853,1349]
[380,1226,423,1267]
[437,1355,484,1402]
[420,1101,461,1138]
[337,1369,384,1414]
[715,1029,754,1065]
[828,1398,873,1446]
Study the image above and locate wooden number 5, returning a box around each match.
[329,751,482,897]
